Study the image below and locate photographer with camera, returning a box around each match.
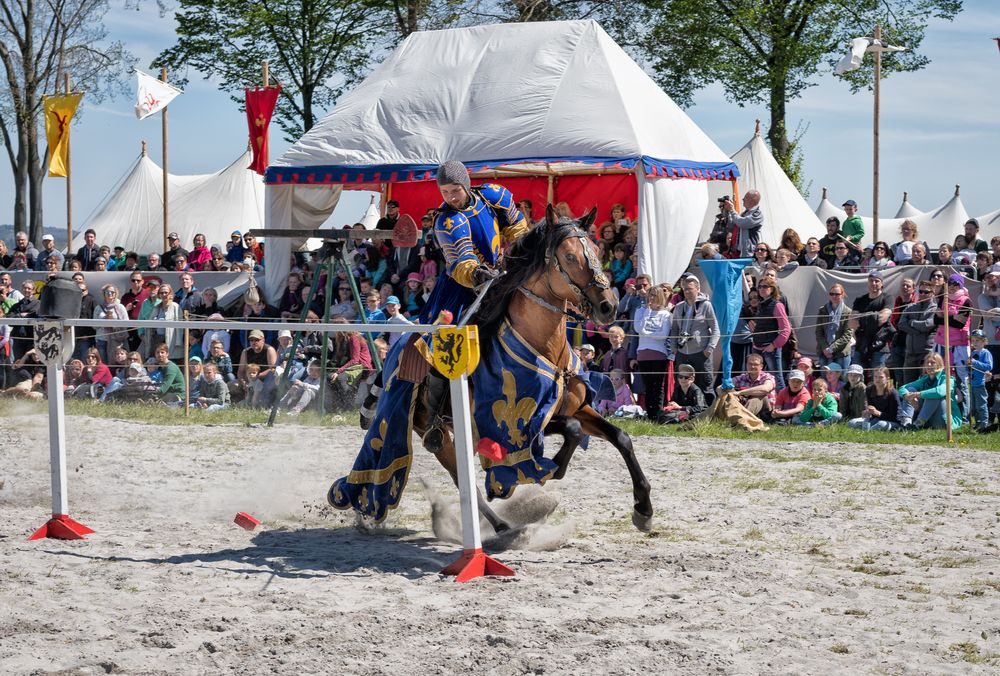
[720,190,764,258]
[708,195,734,255]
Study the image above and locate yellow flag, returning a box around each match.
[44,93,83,177]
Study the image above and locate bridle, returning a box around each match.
[519,224,611,321]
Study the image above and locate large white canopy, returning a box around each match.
[266,19,737,301]
[700,129,824,245]
[83,150,265,255]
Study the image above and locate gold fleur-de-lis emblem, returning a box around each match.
[370,419,388,453]
[489,473,505,497]
[389,476,400,499]
[491,370,536,449]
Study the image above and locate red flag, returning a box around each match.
[995,37,1000,52]
[245,86,281,175]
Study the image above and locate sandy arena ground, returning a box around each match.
[1,409,999,674]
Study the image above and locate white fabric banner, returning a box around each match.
[636,171,709,287]
[135,71,182,120]
[264,184,343,306]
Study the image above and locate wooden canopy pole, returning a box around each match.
[873,24,882,244]
[262,61,270,168]
[943,289,953,443]
[64,74,73,256]
[161,68,170,252]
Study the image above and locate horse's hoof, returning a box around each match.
[632,509,653,533]
[359,413,371,431]
[422,427,445,454]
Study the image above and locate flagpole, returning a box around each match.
[64,73,73,257]
[873,24,881,244]
[161,68,170,253]
[262,61,270,166]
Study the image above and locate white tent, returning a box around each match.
[894,192,923,219]
[83,148,265,255]
[815,186,970,247]
[700,126,824,246]
[265,20,738,302]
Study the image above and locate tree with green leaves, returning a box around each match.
[637,0,962,188]
[0,0,132,243]
[155,0,467,142]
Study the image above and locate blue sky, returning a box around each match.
[5,1,999,236]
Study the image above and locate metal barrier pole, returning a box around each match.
[266,271,326,427]
[30,321,94,540]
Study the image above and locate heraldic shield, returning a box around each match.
[432,326,480,379]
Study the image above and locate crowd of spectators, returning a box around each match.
[1,192,999,433]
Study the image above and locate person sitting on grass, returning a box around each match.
[821,363,843,401]
[193,361,230,412]
[278,359,323,416]
[796,378,842,426]
[728,353,776,419]
[595,368,634,415]
[848,366,901,431]
[1,370,44,399]
[898,352,962,431]
[206,339,236,384]
[839,364,867,421]
[770,369,810,424]
[659,363,707,424]
[154,343,185,404]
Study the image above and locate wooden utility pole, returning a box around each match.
[63,74,74,256]
[873,25,882,244]
[161,68,170,252]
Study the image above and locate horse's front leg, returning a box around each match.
[545,415,584,480]
[429,426,513,534]
[574,405,653,532]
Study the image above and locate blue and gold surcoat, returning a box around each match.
[420,184,527,324]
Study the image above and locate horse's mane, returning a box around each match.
[474,218,582,353]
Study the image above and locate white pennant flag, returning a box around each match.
[134,70,183,120]
[836,37,906,74]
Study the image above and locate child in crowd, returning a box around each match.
[275,330,306,382]
[609,244,634,294]
[797,378,842,426]
[839,364,867,420]
[278,360,323,416]
[822,363,843,401]
[596,368,634,415]
[660,363,706,423]
[848,366,901,431]
[794,356,816,390]
[770,369,810,424]
[969,330,994,430]
[206,340,236,383]
[194,361,230,411]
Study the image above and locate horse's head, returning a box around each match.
[541,205,617,325]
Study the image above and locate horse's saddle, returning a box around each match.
[398,334,432,384]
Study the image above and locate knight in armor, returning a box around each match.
[419,160,529,322]
[418,160,529,450]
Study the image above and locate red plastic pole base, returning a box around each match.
[441,548,516,582]
[28,514,95,541]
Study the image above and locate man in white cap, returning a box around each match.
[34,234,61,271]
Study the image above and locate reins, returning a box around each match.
[517,224,610,321]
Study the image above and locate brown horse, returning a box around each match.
[412,205,653,533]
